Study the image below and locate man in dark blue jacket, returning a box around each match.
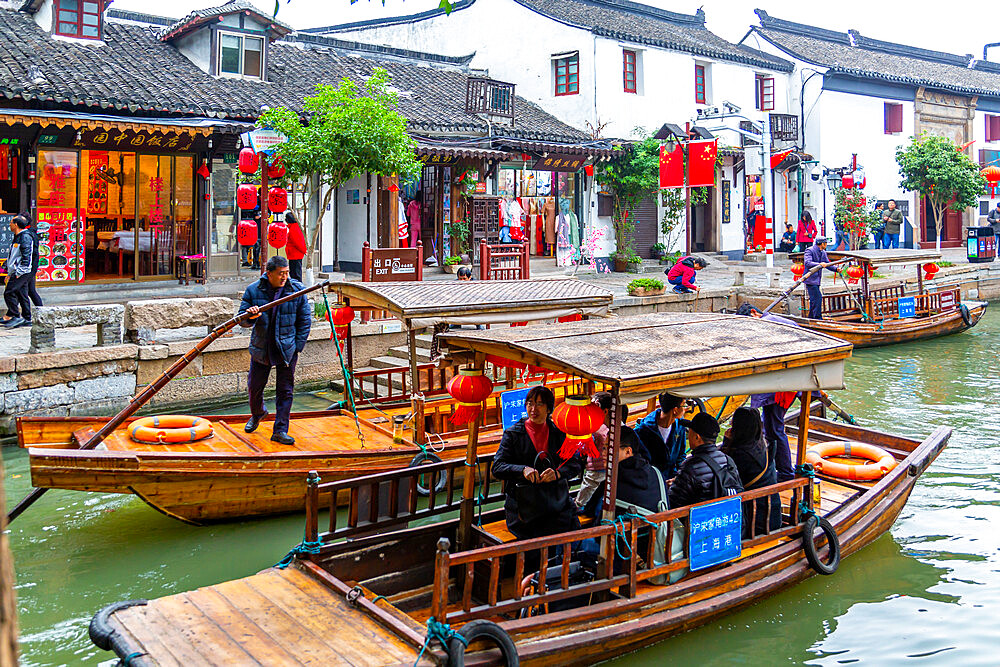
[803,237,841,319]
[633,392,688,479]
[238,256,311,445]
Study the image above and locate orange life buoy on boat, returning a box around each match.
[805,441,896,481]
[129,416,213,444]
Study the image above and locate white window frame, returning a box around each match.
[217,31,264,80]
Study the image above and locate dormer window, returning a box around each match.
[219,32,263,79]
[55,0,102,39]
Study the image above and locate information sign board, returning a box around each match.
[688,495,742,571]
[898,296,916,318]
[500,386,532,430]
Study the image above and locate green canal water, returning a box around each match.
[4,308,1000,666]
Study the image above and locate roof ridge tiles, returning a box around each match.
[753,9,851,45]
[536,0,706,26]
[286,33,474,68]
[848,29,972,67]
[105,8,177,27]
[301,0,477,34]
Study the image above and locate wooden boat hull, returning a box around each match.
[95,419,948,665]
[19,396,748,524]
[784,300,987,348]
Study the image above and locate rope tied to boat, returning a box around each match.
[714,395,731,421]
[601,513,657,561]
[274,533,324,569]
[120,651,146,666]
[414,616,467,666]
[794,463,817,521]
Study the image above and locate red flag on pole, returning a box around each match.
[686,139,717,187]
[770,148,794,169]
[659,144,683,188]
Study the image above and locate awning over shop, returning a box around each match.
[0,109,252,135]
[495,139,616,160]
[414,143,512,161]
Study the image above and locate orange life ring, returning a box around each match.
[129,416,213,444]
[805,441,896,481]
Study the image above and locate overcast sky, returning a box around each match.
[113,0,999,61]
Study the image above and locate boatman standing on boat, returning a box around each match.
[238,256,312,445]
[803,237,841,320]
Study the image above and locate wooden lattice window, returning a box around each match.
[623,50,637,94]
[755,74,774,111]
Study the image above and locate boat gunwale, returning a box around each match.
[784,300,987,334]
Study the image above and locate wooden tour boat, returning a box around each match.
[785,248,987,347]
[89,312,950,665]
[15,280,743,524]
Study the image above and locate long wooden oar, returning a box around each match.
[761,258,851,315]
[7,279,330,524]
[817,390,858,425]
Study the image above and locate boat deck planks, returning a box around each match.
[110,567,418,666]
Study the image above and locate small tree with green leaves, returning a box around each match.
[896,134,985,250]
[259,68,421,269]
[595,133,659,265]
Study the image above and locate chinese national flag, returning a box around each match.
[686,139,717,187]
[770,148,794,169]
[659,144,683,188]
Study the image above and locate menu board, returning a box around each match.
[86,151,109,215]
[35,207,85,283]
[0,214,13,275]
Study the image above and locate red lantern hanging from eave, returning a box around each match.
[447,368,493,426]
[267,220,288,249]
[236,183,257,210]
[327,303,355,328]
[236,219,258,246]
[266,157,285,180]
[845,265,865,284]
[268,186,288,213]
[923,263,940,280]
[238,148,259,174]
[553,395,604,459]
[790,262,805,279]
[196,161,210,179]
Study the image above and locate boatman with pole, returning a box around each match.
[239,255,312,445]
[802,236,841,319]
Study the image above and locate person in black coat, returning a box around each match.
[581,402,655,519]
[492,386,583,540]
[668,412,743,509]
[721,407,782,537]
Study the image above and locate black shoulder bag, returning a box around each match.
[512,452,573,524]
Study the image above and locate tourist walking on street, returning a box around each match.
[238,256,311,445]
[987,202,1000,237]
[3,214,35,328]
[284,211,307,283]
[406,191,422,249]
[796,211,817,252]
[803,237,841,319]
[26,215,42,309]
[882,200,904,249]
[871,202,885,250]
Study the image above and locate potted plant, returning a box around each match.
[442,255,464,273]
[627,277,665,297]
[611,248,642,273]
[650,242,666,260]
[446,219,472,267]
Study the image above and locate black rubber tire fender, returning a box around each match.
[960,303,972,327]
[447,619,520,667]
[802,514,840,575]
[410,451,446,496]
[89,599,149,665]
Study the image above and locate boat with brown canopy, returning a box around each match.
[784,248,987,347]
[88,312,950,666]
[14,281,741,524]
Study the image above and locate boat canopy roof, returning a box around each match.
[826,248,942,265]
[441,312,853,400]
[331,280,613,327]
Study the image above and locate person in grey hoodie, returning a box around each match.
[3,215,34,328]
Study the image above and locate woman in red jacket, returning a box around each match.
[284,211,308,282]
[795,211,818,252]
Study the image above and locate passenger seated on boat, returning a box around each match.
[668,412,743,509]
[721,407,782,537]
[634,392,688,480]
[492,386,583,540]
[576,392,611,509]
[581,403,659,520]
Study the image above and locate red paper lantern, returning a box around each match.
[236,219,258,246]
[923,263,940,280]
[790,262,805,279]
[266,157,285,180]
[552,395,604,459]
[447,368,493,426]
[846,265,865,284]
[196,161,210,179]
[236,183,257,210]
[268,186,288,213]
[267,221,288,249]
[238,148,259,174]
[982,165,1000,196]
[327,303,355,327]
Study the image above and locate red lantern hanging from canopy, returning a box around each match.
[790,262,805,279]
[268,186,288,213]
[238,148,259,174]
[236,219,258,246]
[923,263,940,280]
[845,264,865,284]
[327,303,355,328]
[266,157,285,180]
[552,395,604,459]
[236,183,257,210]
[447,368,493,426]
[982,165,1000,196]
[196,161,210,179]
[267,220,288,249]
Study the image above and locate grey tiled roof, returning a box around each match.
[0,7,591,144]
[753,10,1000,97]
[160,1,293,41]
[514,0,793,72]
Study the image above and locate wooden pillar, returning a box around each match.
[600,387,623,579]
[0,455,18,665]
[407,326,422,446]
[916,264,924,295]
[304,470,320,544]
[259,152,269,272]
[861,265,872,320]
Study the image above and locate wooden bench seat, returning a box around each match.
[477,515,596,545]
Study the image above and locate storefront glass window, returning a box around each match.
[137,155,173,277]
[36,150,84,283]
[209,159,239,274]
[175,155,195,258]
[81,150,136,280]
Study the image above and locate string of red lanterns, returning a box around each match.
[553,395,604,459]
[447,368,493,426]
